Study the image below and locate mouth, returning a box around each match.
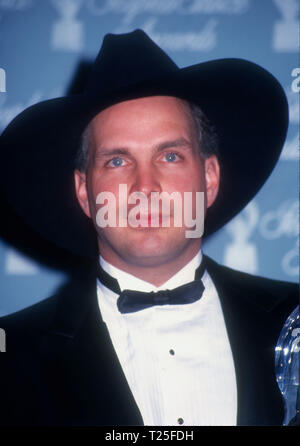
[134,213,170,228]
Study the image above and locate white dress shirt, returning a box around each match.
[96,251,237,426]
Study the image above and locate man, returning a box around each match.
[0,30,298,426]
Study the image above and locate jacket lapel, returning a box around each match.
[204,256,286,425]
[38,269,143,425]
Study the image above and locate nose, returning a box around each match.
[129,163,162,197]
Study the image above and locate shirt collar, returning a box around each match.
[99,250,203,293]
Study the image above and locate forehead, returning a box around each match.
[89,96,195,142]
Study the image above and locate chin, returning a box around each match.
[122,229,189,265]
[98,226,191,265]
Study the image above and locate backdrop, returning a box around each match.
[0,0,299,316]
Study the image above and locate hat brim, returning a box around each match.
[0,58,288,257]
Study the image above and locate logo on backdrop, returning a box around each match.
[260,200,298,240]
[291,68,300,93]
[281,70,300,161]
[51,0,84,52]
[282,240,299,277]
[87,0,249,23]
[142,16,217,51]
[223,201,259,274]
[260,200,299,277]
[280,133,298,161]
[272,0,299,52]
[87,0,250,51]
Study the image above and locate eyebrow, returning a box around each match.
[94,137,194,159]
[95,148,129,158]
[156,137,193,152]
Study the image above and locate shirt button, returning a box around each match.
[177,418,184,425]
[169,349,175,355]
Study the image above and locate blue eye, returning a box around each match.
[108,157,124,167]
[164,152,179,162]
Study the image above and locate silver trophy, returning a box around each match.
[275,305,300,425]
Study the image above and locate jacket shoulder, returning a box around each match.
[0,264,98,334]
[0,293,59,335]
[204,255,299,311]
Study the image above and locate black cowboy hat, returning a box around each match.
[0,29,288,258]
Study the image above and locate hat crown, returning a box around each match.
[85,29,179,96]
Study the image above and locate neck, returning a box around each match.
[98,241,202,287]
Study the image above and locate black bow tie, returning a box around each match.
[97,259,206,314]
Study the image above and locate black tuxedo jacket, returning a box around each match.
[0,256,298,426]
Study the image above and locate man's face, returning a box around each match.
[74,96,219,271]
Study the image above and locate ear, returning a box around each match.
[74,169,91,218]
[204,155,220,208]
